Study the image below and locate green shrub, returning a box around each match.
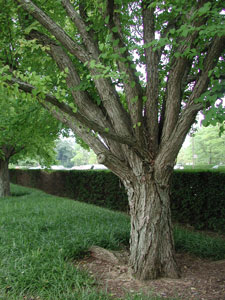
[171,170,225,232]
[10,169,225,232]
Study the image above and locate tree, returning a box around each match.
[71,143,97,166]
[178,125,225,165]
[55,138,97,167]
[55,139,75,168]
[0,85,61,197]
[1,0,225,279]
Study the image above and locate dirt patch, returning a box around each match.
[76,246,225,300]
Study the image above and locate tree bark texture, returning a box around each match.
[0,158,10,197]
[123,165,179,280]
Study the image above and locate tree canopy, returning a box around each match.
[178,125,225,165]
[0,85,60,166]
[0,77,61,197]
[1,0,224,165]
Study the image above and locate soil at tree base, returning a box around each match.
[76,246,225,300]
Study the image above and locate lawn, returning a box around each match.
[0,184,224,300]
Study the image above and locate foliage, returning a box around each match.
[178,125,225,165]
[0,0,224,162]
[0,84,60,167]
[171,170,225,232]
[54,138,97,167]
[71,143,97,166]
[10,169,128,211]
[10,169,225,232]
[55,138,75,168]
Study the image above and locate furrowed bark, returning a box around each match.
[161,57,189,144]
[7,76,136,147]
[40,102,131,179]
[0,158,10,197]
[106,0,144,143]
[9,0,224,282]
[160,3,215,145]
[60,0,133,137]
[157,36,225,164]
[61,0,100,60]
[123,156,179,280]
[142,1,159,154]
[27,30,124,159]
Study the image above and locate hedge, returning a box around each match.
[9,169,225,232]
[170,170,225,232]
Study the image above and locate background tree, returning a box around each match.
[55,139,75,168]
[1,0,225,279]
[55,138,97,167]
[0,85,61,197]
[178,125,225,165]
[71,143,97,166]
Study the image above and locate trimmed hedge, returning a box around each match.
[9,169,128,211]
[9,169,225,232]
[171,170,225,232]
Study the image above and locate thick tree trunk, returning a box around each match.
[0,158,10,197]
[123,168,180,280]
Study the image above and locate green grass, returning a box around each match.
[0,184,224,300]
[174,224,225,260]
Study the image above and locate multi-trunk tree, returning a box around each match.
[1,0,225,279]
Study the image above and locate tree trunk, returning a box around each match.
[123,168,180,280]
[0,158,10,197]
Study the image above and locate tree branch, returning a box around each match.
[142,1,159,154]
[187,74,225,84]
[157,35,225,165]
[160,3,214,145]
[40,101,108,154]
[106,0,144,142]
[15,0,133,142]
[189,35,225,104]
[7,76,137,147]
[41,102,131,179]
[15,0,90,62]
[61,0,100,59]
[59,0,133,139]
[27,30,112,130]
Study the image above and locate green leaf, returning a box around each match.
[90,60,96,68]
[198,2,211,16]
[113,39,119,47]
[24,21,39,34]
[131,81,136,88]
[142,96,147,102]
[174,52,181,58]
[105,16,110,24]
[131,96,138,103]
[112,26,118,33]
[119,47,126,54]
[99,43,104,51]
